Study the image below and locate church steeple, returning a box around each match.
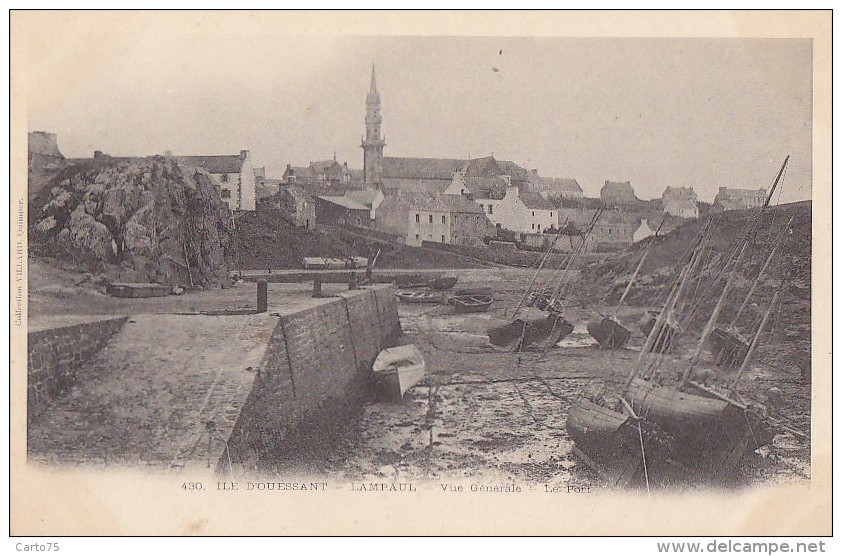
[362,64,385,187]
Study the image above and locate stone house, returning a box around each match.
[175,150,256,211]
[600,180,640,205]
[662,186,699,219]
[375,191,491,247]
[274,186,316,229]
[713,187,767,211]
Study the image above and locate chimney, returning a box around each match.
[240,150,249,158]
[94,150,104,159]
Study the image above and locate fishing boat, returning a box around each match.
[488,210,604,351]
[588,219,665,350]
[395,290,442,303]
[587,317,632,351]
[448,294,493,314]
[428,276,459,290]
[372,344,426,400]
[640,311,680,354]
[567,157,795,486]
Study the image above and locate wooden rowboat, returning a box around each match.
[395,290,442,304]
[372,344,426,400]
[448,294,493,314]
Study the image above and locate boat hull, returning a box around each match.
[641,317,678,354]
[372,345,426,400]
[488,314,574,351]
[395,291,442,304]
[429,276,459,291]
[448,295,493,314]
[587,317,632,350]
[708,327,750,369]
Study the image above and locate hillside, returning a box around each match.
[230,207,490,270]
[580,200,812,381]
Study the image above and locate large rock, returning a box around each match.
[30,157,232,287]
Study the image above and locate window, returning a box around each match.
[221,189,231,199]
[415,234,420,241]
[532,223,535,230]
[537,224,541,231]
[479,204,484,211]
[441,215,446,224]
[429,214,433,224]
[550,212,553,218]
[441,235,445,243]
[415,214,420,223]
[221,174,229,183]
[488,205,494,215]
[532,211,535,217]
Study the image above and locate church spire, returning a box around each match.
[362,63,385,187]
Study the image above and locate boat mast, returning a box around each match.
[611,217,666,320]
[624,219,711,387]
[682,156,789,381]
[512,220,567,318]
[548,206,605,304]
[729,278,787,394]
[729,217,793,328]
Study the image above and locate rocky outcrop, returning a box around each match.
[30,157,232,288]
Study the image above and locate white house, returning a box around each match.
[175,150,256,211]
[474,186,556,234]
[633,218,656,243]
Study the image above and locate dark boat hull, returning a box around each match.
[708,326,750,369]
[429,276,459,291]
[587,317,632,350]
[488,314,574,351]
[641,317,678,353]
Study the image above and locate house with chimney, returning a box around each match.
[662,186,699,219]
[473,186,557,234]
[713,187,767,212]
[282,157,362,191]
[174,150,256,211]
[375,191,491,247]
[600,180,641,205]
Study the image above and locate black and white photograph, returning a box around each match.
[10,10,831,536]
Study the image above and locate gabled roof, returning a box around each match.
[345,190,381,208]
[388,192,484,214]
[544,177,582,192]
[382,157,465,180]
[284,186,313,202]
[518,190,554,210]
[317,195,370,211]
[174,154,246,174]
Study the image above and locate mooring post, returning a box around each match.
[257,279,268,312]
[312,277,322,298]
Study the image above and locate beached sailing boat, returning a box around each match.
[487,208,604,352]
[567,157,796,487]
[587,218,666,350]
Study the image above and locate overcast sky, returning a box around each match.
[26,33,812,203]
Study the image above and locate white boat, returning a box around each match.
[372,344,426,400]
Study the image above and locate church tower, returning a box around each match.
[361,64,386,187]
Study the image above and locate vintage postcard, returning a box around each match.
[10,10,831,536]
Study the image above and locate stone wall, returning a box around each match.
[226,285,401,472]
[27,316,128,422]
